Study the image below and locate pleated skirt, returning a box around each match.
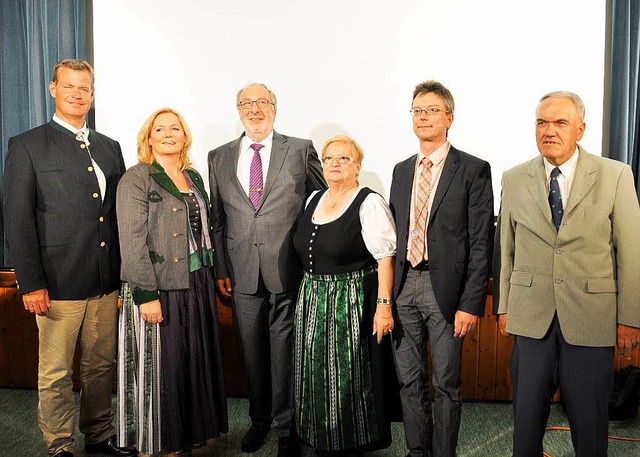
[294,265,394,453]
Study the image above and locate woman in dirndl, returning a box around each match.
[293,135,398,456]
[116,107,228,456]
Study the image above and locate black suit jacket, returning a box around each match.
[389,146,494,323]
[4,121,125,299]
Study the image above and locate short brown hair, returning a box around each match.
[412,80,455,113]
[137,107,193,171]
[52,59,95,88]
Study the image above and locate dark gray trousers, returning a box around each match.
[392,269,463,457]
[511,315,613,457]
[233,274,297,438]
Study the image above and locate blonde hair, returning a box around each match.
[321,135,364,165]
[137,107,193,170]
[52,59,95,88]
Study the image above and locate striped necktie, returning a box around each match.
[249,143,264,209]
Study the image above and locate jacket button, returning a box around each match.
[555,277,563,284]
[172,232,178,237]
[172,207,178,212]
[100,241,106,247]
[173,257,179,263]
[80,143,86,149]
[99,217,104,222]
[555,248,563,254]
[92,192,99,198]
[88,166,94,172]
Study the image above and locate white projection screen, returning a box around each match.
[93,0,606,212]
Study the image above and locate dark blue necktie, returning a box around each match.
[548,167,563,231]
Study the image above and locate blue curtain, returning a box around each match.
[0,0,90,267]
[605,0,640,198]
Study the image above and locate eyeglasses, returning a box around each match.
[322,155,354,165]
[237,98,274,110]
[410,107,449,117]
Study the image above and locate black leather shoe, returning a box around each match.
[84,435,138,456]
[241,423,270,453]
[278,435,300,457]
[53,452,74,457]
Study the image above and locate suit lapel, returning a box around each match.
[525,157,558,242]
[563,147,597,217]
[149,162,183,201]
[428,148,460,226]
[228,136,254,208]
[259,131,288,209]
[395,156,416,238]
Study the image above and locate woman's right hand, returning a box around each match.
[140,299,163,324]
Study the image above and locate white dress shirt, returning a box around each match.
[237,132,274,195]
[52,114,106,201]
[543,146,579,205]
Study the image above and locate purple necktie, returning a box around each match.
[249,143,264,209]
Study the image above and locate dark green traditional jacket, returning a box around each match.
[116,161,210,305]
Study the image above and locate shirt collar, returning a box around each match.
[418,140,450,166]
[543,146,579,178]
[52,114,90,143]
[242,131,274,153]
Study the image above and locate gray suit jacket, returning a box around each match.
[208,131,326,294]
[493,147,640,346]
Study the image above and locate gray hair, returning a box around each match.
[539,91,585,120]
[236,83,277,109]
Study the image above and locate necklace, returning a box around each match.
[327,183,357,208]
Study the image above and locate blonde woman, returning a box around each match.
[116,108,227,455]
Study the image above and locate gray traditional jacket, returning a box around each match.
[116,161,211,304]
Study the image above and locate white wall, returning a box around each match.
[93,0,606,211]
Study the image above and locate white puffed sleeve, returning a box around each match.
[304,190,321,209]
[360,193,397,259]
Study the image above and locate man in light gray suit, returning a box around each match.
[494,91,640,457]
[208,83,325,456]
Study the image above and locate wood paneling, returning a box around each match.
[216,295,248,397]
[2,271,638,402]
[0,271,38,387]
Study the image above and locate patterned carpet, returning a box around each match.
[1,389,638,456]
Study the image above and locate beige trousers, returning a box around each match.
[36,290,119,455]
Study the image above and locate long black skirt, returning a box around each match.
[158,266,228,452]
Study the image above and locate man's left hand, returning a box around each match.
[454,310,479,338]
[617,324,640,360]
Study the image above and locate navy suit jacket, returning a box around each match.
[4,121,125,299]
[389,146,494,323]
